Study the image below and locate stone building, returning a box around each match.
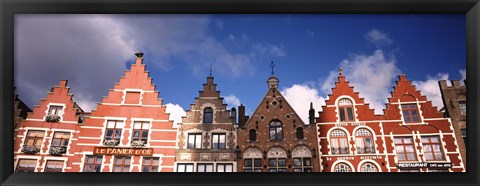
[236,74,320,172]
[174,75,238,172]
[13,80,85,172]
[316,71,465,172]
[439,80,466,165]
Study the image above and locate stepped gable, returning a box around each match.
[91,53,168,120]
[383,74,443,119]
[26,80,84,123]
[182,76,232,124]
[318,74,377,122]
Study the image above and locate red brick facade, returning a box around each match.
[236,76,320,172]
[317,74,465,172]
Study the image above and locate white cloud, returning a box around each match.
[224,95,241,109]
[165,103,186,128]
[281,84,326,124]
[460,68,466,84]
[365,29,393,48]
[412,73,449,110]
[252,44,286,58]
[321,50,401,114]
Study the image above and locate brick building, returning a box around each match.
[316,71,465,172]
[236,74,320,172]
[174,75,238,172]
[14,80,85,172]
[439,80,467,165]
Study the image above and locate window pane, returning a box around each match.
[347,107,354,121]
[303,158,311,166]
[244,159,252,167]
[254,159,262,167]
[268,159,276,167]
[339,108,346,121]
[293,158,301,166]
[278,159,286,167]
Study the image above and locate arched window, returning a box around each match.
[334,163,352,172]
[355,128,375,154]
[338,98,354,122]
[292,146,312,172]
[243,148,263,172]
[330,129,349,155]
[360,162,378,172]
[296,127,304,140]
[203,107,213,124]
[267,147,287,172]
[249,129,256,141]
[269,120,283,141]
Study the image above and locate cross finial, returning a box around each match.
[209,64,213,77]
[339,66,343,76]
[270,61,275,75]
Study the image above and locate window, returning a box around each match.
[104,120,123,142]
[296,127,304,140]
[48,105,63,116]
[217,164,233,172]
[177,163,194,172]
[197,163,213,172]
[421,136,445,161]
[142,157,159,172]
[461,128,467,147]
[124,92,141,104]
[268,158,287,172]
[458,101,466,115]
[187,133,202,149]
[132,121,150,144]
[211,133,226,149]
[334,163,352,172]
[44,160,64,172]
[269,120,283,141]
[113,156,131,172]
[360,162,378,172]
[203,107,213,123]
[16,159,37,172]
[249,129,256,141]
[50,132,70,153]
[402,104,420,123]
[330,129,349,154]
[24,130,45,149]
[244,159,262,172]
[338,99,354,121]
[355,129,375,154]
[293,158,312,172]
[83,155,103,172]
[394,137,417,161]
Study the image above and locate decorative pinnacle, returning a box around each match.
[209,64,213,77]
[134,48,144,58]
[270,61,275,75]
[339,66,343,76]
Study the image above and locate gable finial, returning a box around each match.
[270,61,275,75]
[209,64,213,77]
[339,66,343,76]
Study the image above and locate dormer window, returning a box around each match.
[203,107,213,124]
[338,99,354,122]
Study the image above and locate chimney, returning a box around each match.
[309,102,315,125]
[231,107,237,124]
[238,104,246,127]
[135,50,144,65]
[59,79,68,88]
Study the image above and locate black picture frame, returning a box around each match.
[1,0,478,186]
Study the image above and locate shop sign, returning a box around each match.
[93,147,153,156]
[397,162,452,168]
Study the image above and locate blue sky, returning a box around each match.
[15,14,466,126]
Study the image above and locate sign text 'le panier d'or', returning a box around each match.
[93,147,154,156]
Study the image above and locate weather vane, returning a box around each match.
[270,61,275,75]
[339,66,343,76]
[209,64,213,77]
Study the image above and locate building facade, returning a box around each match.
[316,72,465,172]
[14,80,85,172]
[439,80,467,165]
[236,75,320,172]
[174,75,238,172]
